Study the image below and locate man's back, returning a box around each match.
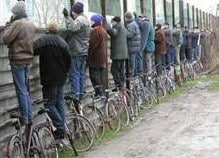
[3,18,35,65]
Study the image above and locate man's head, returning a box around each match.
[163,21,169,29]
[72,2,84,16]
[155,23,162,30]
[125,12,134,22]
[90,14,103,27]
[111,16,121,26]
[47,22,59,33]
[176,23,181,28]
[11,1,26,16]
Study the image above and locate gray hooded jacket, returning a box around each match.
[125,12,141,53]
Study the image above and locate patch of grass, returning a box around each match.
[101,129,118,141]
[59,150,76,158]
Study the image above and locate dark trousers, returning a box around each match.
[42,85,66,130]
[89,67,106,95]
[111,59,125,88]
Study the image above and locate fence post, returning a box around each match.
[152,0,156,26]
[163,0,167,22]
[172,0,175,27]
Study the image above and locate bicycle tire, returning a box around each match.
[85,106,105,139]
[114,96,130,127]
[68,114,95,152]
[38,127,58,158]
[106,100,121,132]
[124,91,135,121]
[8,135,24,158]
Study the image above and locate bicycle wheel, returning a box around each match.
[124,91,135,121]
[29,130,44,158]
[114,97,130,127]
[38,127,58,158]
[8,135,24,158]
[68,114,95,152]
[106,100,121,132]
[85,106,105,139]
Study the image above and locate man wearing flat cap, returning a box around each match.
[63,2,90,104]
[34,22,71,139]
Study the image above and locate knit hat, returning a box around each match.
[91,14,103,23]
[125,12,134,21]
[112,16,121,23]
[164,21,169,26]
[72,2,84,14]
[11,1,26,15]
[47,22,59,33]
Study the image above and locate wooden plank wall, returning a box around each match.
[0,29,113,157]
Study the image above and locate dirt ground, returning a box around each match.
[80,81,219,158]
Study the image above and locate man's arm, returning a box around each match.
[65,16,83,32]
[3,21,21,44]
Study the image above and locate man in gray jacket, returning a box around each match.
[125,12,141,77]
[3,1,35,126]
[107,16,128,91]
[63,2,90,102]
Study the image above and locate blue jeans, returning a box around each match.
[70,56,86,100]
[11,65,32,124]
[135,51,143,76]
[42,85,66,130]
[129,52,137,77]
[143,52,154,74]
[167,46,176,65]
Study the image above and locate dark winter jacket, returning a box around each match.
[64,14,90,56]
[184,30,192,49]
[126,18,141,53]
[34,32,71,86]
[191,32,199,48]
[155,29,167,55]
[136,17,150,52]
[107,23,128,60]
[163,27,173,46]
[145,21,155,53]
[172,28,183,46]
[88,25,108,68]
[3,18,35,65]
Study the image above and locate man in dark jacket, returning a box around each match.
[88,14,108,97]
[125,12,141,77]
[163,22,174,66]
[34,22,71,139]
[135,15,150,76]
[63,2,90,102]
[155,23,167,75]
[3,1,35,126]
[184,27,193,62]
[107,16,128,91]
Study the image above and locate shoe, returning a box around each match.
[112,88,118,92]
[53,129,65,140]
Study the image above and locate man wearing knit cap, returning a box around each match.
[125,11,141,77]
[63,2,90,103]
[107,16,128,91]
[3,1,35,129]
[34,22,71,139]
[88,14,108,97]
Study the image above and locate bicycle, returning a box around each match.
[34,99,77,157]
[7,111,43,158]
[82,88,121,137]
[64,94,96,152]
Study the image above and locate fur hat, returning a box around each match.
[47,22,59,33]
[125,12,134,21]
[112,16,121,23]
[72,2,84,14]
[11,1,26,15]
